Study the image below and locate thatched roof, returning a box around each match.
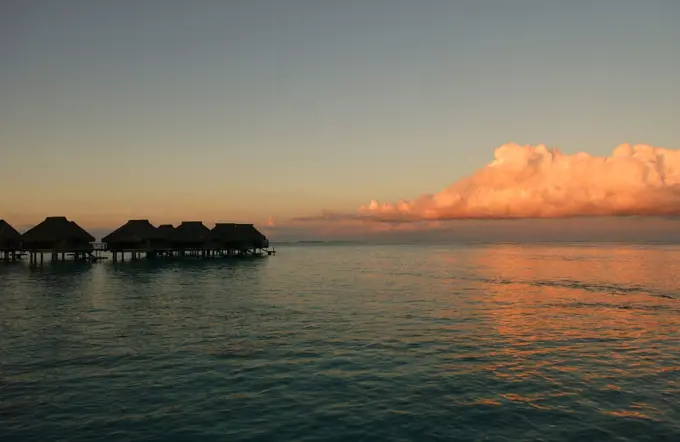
[157,224,175,239]
[235,223,267,242]
[102,219,162,244]
[211,223,238,241]
[171,221,211,243]
[22,216,95,244]
[0,219,21,246]
[212,223,267,244]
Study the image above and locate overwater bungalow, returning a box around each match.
[153,224,175,257]
[157,224,175,238]
[211,223,238,250]
[170,221,212,255]
[237,223,269,249]
[0,219,22,261]
[211,223,270,255]
[102,219,169,260]
[6,215,274,265]
[21,216,95,262]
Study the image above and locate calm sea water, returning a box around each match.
[1,243,679,441]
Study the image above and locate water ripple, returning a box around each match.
[1,244,679,441]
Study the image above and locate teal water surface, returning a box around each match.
[1,244,679,441]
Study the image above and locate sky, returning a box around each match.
[1,1,679,238]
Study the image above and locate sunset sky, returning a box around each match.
[1,1,679,238]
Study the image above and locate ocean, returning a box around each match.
[1,243,679,441]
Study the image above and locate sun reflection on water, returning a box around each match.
[456,244,680,423]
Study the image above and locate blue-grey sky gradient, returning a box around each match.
[1,0,678,227]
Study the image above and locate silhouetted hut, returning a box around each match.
[157,224,175,238]
[153,224,176,257]
[0,219,22,251]
[170,221,211,251]
[21,216,94,252]
[211,223,239,250]
[102,219,166,251]
[235,223,269,249]
[212,223,269,252]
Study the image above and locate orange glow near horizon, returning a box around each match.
[357,143,680,222]
[473,244,678,339]
[3,204,275,231]
[2,190,353,232]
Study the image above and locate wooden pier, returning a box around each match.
[25,250,106,265]
[1,250,23,262]
[95,244,275,262]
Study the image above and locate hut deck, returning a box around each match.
[1,250,25,262]
[93,242,274,261]
[24,250,108,264]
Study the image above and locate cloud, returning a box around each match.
[346,143,680,222]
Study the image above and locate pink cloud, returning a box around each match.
[304,142,680,223]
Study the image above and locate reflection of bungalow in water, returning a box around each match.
[170,221,212,256]
[102,219,168,260]
[0,219,22,261]
[211,223,270,255]
[21,216,95,262]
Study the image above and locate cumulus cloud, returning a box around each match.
[357,143,680,221]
